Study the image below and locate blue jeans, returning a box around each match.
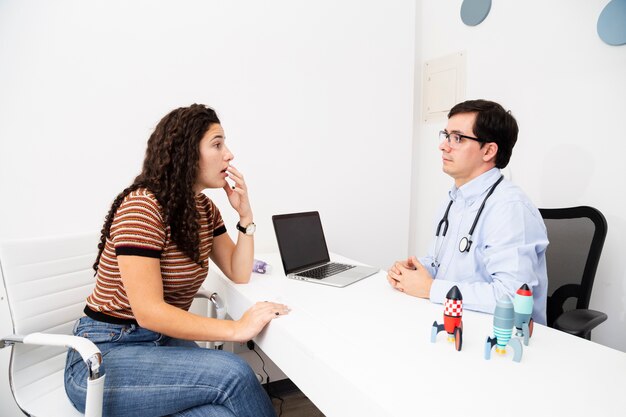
[64,316,276,417]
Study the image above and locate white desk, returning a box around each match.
[205,253,626,417]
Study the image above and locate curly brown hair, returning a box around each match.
[93,104,221,272]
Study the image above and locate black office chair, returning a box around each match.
[539,206,608,340]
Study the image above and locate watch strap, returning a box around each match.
[236,221,255,235]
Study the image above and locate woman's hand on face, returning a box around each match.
[223,165,252,220]
[232,301,290,342]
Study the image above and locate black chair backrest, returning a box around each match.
[539,206,607,327]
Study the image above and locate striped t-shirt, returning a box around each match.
[85,188,226,322]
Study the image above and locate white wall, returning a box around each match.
[411,0,626,351]
[0,1,415,414]
[0,0,415,270]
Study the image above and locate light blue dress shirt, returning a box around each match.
[421,168,549,325]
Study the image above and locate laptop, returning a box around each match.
[272,211,379,287]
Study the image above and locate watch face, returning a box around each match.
[246,223,256,235]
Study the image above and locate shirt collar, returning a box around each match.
[449,167,502,202]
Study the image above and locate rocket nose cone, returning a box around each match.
[446,285,463,300]
[516,283,533,297]
[494,296,515,322]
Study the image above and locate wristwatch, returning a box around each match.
[236,221,256,236]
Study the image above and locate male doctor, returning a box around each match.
[387,99,548,324]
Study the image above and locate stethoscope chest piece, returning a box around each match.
[435,175,504,260]
[459,236,472,253]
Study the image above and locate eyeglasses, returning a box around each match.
[439,130,488,148]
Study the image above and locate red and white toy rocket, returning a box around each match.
[430,285,463,351]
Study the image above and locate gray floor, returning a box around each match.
[267,379,325,417]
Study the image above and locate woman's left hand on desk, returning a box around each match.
[231,301,290,342]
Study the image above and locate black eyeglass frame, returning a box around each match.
[439,130,492,145]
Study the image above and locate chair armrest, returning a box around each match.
[195,289,227,320]
[2,332,104,379]
[553,309,608,340]
[194,289,227,349]
[1,332,106,417]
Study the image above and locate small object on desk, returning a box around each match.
[253,259,270,274]
[513,283,534,346]
[484,296,523,362]
[430,285,463,351]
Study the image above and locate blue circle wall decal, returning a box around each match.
[461,0,492,27]
[598,0,626,46]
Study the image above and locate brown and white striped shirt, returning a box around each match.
[85,188,226,323]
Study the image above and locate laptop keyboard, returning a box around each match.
[297,263,355,279]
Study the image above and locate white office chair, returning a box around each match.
[0,234,225,417]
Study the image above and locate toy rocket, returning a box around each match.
[484,296,523,362]
[430,285,463,351]
[513,284,534,346]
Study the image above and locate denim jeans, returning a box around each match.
[64,316,276,417]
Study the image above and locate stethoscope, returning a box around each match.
[432,175,504,268]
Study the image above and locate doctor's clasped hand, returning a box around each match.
[387,256,433,298]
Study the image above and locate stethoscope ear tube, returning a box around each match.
[435,175,504,258]
[436,200,455,237]
[457,175,503,253]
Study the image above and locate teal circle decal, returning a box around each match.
[461,0,492,27]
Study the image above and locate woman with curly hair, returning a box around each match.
[64,104,287,417]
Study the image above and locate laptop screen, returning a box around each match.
[272,211,331,274]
